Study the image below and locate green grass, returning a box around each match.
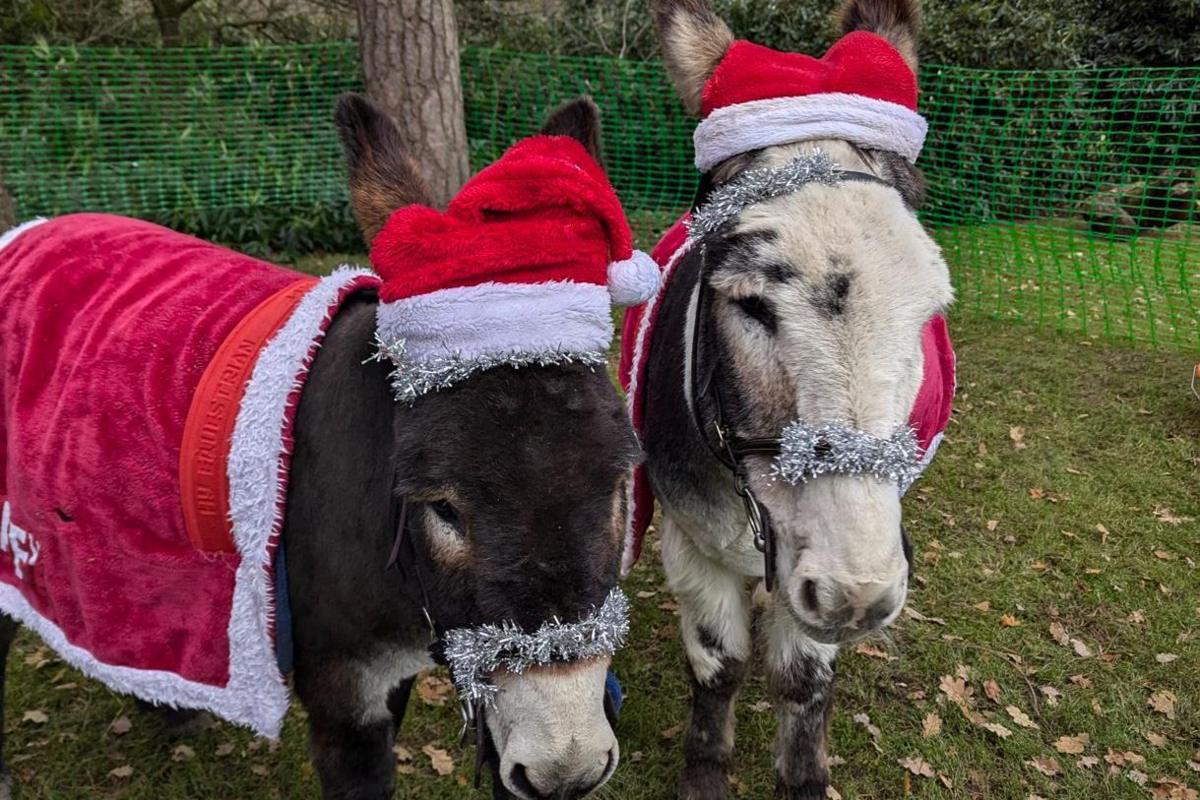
[4,253,1197,799]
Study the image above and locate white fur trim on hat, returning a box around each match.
[375,280,613,401]
[694,93,928,170]
[607,250,660,306]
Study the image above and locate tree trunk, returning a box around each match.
[149,0,200,46]
[354,0,470,208]
[0,170,16,231]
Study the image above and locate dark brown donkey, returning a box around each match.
[0,98,638,800]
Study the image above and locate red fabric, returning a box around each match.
[701,32,918,117]
[0,214,300,686]
[620,220,690,566]
[618,217,955,568]
[180,278,319,554]
[373,135,634,302]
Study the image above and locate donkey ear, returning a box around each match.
[541,97,604,162]
[838,0,921,73]
[335,93,433,247]
[655,0,735,116]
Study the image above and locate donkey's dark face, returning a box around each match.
[336,93,637,799]
[395,364,635,632]
[394,363,635,798]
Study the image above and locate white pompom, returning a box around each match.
[607,250,660,306]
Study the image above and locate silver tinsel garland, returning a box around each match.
[443,588,631,706]
[687,152,843,240]
[772,420,921,492]
[371,333,606,403]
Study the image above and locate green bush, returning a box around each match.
[455,0,1199,70]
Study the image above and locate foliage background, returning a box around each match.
[3,0,1199,68]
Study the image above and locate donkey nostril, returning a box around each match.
[509,763,545,800]
[801,579,820,612]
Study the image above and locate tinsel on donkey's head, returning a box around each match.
[0,136,656,737]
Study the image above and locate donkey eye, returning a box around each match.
[428,499,463,532]
[733,295,775,329]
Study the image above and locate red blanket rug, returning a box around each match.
[618,217,956,575]
[0,214,378,736]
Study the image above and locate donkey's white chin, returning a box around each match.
[487,658,618,800]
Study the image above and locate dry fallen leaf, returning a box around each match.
[22,709,48,725]
[1000,613,1021,627]
[1128,609,1146,624]
[1150,778,1199,800]
[1039,685,1062,706]
[1071,638,1094,658]
[171,744,195,762]
[660,722,685,740]
[1077,756,1100,770]
[1153,506,1195,525]
[897,755,935,778]
[855,643,895,661]
[1055,733,1091,754]
[974,600,991,612]
[1006,705,1039,729]
[826,787,844,800]
[1149,690,1177,719]
[939,674,973,707]
[108,715,132,736]
[1145,732,1168,748]
[109,765,134,779]
[984,680,1002,703]
[417,674,455,707]
[1049,621,1070,647]
[986,519,999,531]
[1027,756,1060,777]
[1105,749,1146,767]
[922,712,942,738]
[1009,426,1027,449]
[1128,770,1149,786]
[980,721,1013,739]
[250,765,269,777]
[215,742,236,757]
[422,745,455,777]
[1069,674,1093,688]
[852,713,882,750]
[1156,653,1179,664]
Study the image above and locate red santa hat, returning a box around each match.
[371,134,659,401]
[693,31,928,171]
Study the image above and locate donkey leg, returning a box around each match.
[386,677,415,735]
[0,614,20,800]
[662,517,751,800]
[296,658,397,800]
[762,601,839,800]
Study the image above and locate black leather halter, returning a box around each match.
[686,169,896,592]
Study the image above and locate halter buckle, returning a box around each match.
[422,606,438,643]
[458,697,477,744]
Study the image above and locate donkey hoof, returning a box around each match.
[679,764,728,800]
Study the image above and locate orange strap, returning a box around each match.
[180,278,319,553]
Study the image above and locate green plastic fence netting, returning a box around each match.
[1,43,1196,350]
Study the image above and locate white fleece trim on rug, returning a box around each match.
[694,94,928,170]
[0,266,378,738]
[0,218,48,253]
[225,265,378,737]
[621,239,693,578]
[377,280,613,363]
